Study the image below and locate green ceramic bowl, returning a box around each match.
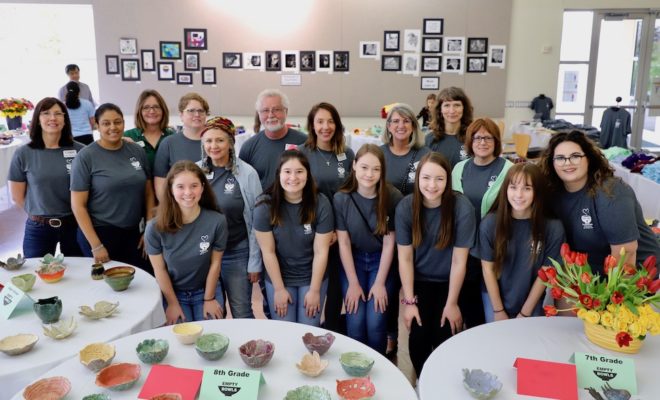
[82,394,111,400]
[11,273,36,292]
[339,352,374,377]
[103,266,135,291]
[136,339,169,364]
[284,385,332,400]
[195,333,230,361]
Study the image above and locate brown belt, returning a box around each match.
[29,215,76,228]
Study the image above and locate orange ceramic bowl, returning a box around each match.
[36,269,65,283]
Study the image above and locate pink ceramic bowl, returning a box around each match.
[96,362,141,391]
[336,377,376,400]
[239,339,274,368]
[302,332,336,355]
[23,376,71,400]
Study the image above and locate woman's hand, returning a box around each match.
[203,300,224,320]
[441,303,463,335]
[328,231,338,246]
[165,303,185,325]
[138,234,148,259]
[344,282,366,314]
[92,246,110,263]
[368,282,388,313]
[403,304,422,331]
[495,310,509,321]
[304,289,321,318]
[248,272,260,283]
[274,287,292,317]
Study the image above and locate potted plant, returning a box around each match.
[0,97,34,130]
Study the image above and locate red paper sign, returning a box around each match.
[138,364,203,400]
[514,357,578,400]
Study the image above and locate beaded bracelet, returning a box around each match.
[91,244,105,252]
[400,296,418,305]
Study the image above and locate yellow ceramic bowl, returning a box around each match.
[172,323,203,345]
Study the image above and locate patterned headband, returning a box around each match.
[201,116,236,139]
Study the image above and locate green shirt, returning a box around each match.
[123,127,175,169]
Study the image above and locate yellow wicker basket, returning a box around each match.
[584,322,643,354]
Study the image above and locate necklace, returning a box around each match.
[316,148,333,166]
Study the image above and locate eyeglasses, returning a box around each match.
[473,135,494,143]
[40,111,65,118]
[142,105,162,112]
[184,108,207,115]
[258,107,286,115]
[553,153,586,166]
[390,118,412,125]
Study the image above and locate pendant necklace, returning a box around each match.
[316,148,333,167]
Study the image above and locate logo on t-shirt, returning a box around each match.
[459,145,468,160]
[303,224,313,235]
[199,234,210,255]
[129,157,142,171]
[337,162,346,179]
[407,161,420,183]
[487,175,497,188]
[530,240,542,255]
[224,177,236,194]
[65,158,73,174]
[580,208,593,230]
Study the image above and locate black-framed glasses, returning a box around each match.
[142,105,162,112]
[553,153,586,166]
[473,135,494,143]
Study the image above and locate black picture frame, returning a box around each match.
[201,67,216,85]
[160,41,181,60]
[120,59,140,81]
[383,30,400,51]
[223,52,243,69]
[184,52,200,71]
[333,51,349,72]
[177,72,193,85]
[105,55,119,75]
[157,61,175,81]
[467,38,489,54]
[467,56,487,73]
[423,18,444,35]
[422,37,442,54]
[140,50,155,71]
[421,56,442,72]
[300,51,316,72]
[421,76,440,90]
[265,51,282,71]
[184,28,207,50]
[381,55,402,71]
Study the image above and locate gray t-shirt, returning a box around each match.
[9,142,85,217]
[145,208,228,291]
[599,107,631,149]
[70,141,150,228]
[552,178,660,275]
[153,132,201,178]
[425,133,468,167]
[333,185,403,253]
[253,194,334,286]
[238,129,307,190]
[459,157,507,225]
[381,145,431,196]
[300,145,355,200]
[477,214,565,316]
[395,193,476,282]
[207,166,247,250]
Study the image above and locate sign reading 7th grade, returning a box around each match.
[198,367,264,400]
[570,352,637,395]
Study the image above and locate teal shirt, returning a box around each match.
[123,127,175,169]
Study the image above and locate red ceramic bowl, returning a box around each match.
[36,268,65,283]
[336,377,376,400]
[23,376,71,400]
[96,363,141,391]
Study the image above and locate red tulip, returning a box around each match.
[592,299,601,309]
[560,243,571,259]
[575,252,588,267]
[565,251,576,265]
[544,305,558,316]
[649,279,660,294]
[570,284,582,296]
[579,294,593,309]
[623,263,637,276]
[636,277,650,290]
[611,291,624,305]
[580,272,591,284]
[615,332,632,348]
[643,255,656,273]
[647,266,658,280]
[551,287,564,299]
[604,255,617,274]
[538,268,548,282]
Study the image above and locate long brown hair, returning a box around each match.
[428,86,474,143]
[338,144,390,235]
[29,97,74,149]
[257,150,318,226]
[156,160,220,233]
[304,102,346,154]
[134,89,170,132]
[490,163,548,277]
[411,153,455,249]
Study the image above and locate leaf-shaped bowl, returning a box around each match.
[336,377,376,400]
[339,352,374,377]
[195,333,230,360]
[79,301,120,320]
[462,368,502,399]
[96,362,141,391]
[239,339,275,368]
[136,338,169,364]
[172,322,203,345]
[43,316,77,340]
[296,351,329,377]
[0,333,38,356]
[302,332,335,355]
[23,376,71,400]
[284,385,332,400]
[1,253,26,270]
[80,343,116,372]
[11,273,36,292]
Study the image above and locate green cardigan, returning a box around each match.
[452,157,513,218]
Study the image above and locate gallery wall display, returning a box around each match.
[300,51,316,72]
[177,73,193,85]
[105,55,119,75]
[382,55,402,71]
[444,37,465,54]
[359,41,380,59]
[119,38,137,55]
[184,52,200,71]
[184,28,207,50]
[383,31,400,51]
[421,76,440,90]
[121,59,140,81]
[467,38,488,54]
[422,37,442,53]
[421,56,441,72]
[244,52,264,70]
[403,29,421,52]
[423,18,444,35]
[443,55,463,73]
[283,50,299,73]
[160,41,181,60]
[223,52,242,69]
[333,51,350,72]
[157,61,175,81]
[141,49,155,71]
[467,56,487,73]
[317,51,332,72]
[489,45,506,68]
[265,51,281,71]
[201,67,216,84]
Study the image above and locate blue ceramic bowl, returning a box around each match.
[33,296,62,323]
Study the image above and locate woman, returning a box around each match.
[479,163,564,322]
[145,161,227,324]
[301,102,355,333]
[253,150,333,326]
[396,153,476,377]
[416,93,436,128]
[64,81,95,145]
[154,92,209,201]
[426,87,474,167]
[71,103,155,274]
[9,97,84,257]
[199,117,262,318]
[540,130,660,274]
[334,144,402,354]
[124,89,175,170]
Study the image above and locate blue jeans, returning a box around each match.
[164,281,225,323]
[482,288,495,323]
[265,279,328,326]
[221,246,254,318]
[340,250,395,354]
[23,218,82,258]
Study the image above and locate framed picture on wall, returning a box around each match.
[402,53,419,75]
[381,55,401,71]
[141,50,155,71]
[422,37,442,53]
[383,31,400,51]
[184,52,200,71]
[184,28,207,50]
[468,38,488,54]
[160,41,181,59]
[421,76,440,90]
[265,51,282,71]
[403,29,421,52]
[467,56,487,73]
[300,51,316,72]
[244,52,264,70]
[359,41,380,59]
[119,38,137,55]
[120,59,140,81]
[316,51,332,72]
[177,72,193,85]
[443,56,463,73]
[105,55,119,74]
[157,61,175,81]
[443,37,465,54]
[333,51,349,72]
[488,45,506,68]
[201,67,216,84]
[223,52,242,69]
[421,56,441,72]
[282,50,299,72]
[423,18,444,35]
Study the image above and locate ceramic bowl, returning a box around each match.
[1,253,26,270]
[0,333,38,356]
[284,385,332,400]
[103,266,135,291]
[302,332,336,355]
[336,377,376,400]
[195,333,230,361]
[172,322,203,345]
[36,266,66,283]
[296,351,329,377]
[149,394,183,400]
[136,338,169,364]
[339,352,374,377]
[239,339,275,368]
[11,273,36,292]
[79,301,120,320]
[80,343,116,372]
[23,376,71,400]
[33,296,63,323]
[462,368,503,400]
[96,362,141,391]
[43,316,77,340]
[82,394,111,400]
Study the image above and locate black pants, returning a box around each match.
[460,256,485,328]
[386,251,400,344]
[74,134,94,145]
[77,225,153,276]
[322,243,346,334]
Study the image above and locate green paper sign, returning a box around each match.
[198,367,265,400]
[0,281,34,319]
[570,352,637,395]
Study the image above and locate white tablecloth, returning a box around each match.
[511,123,553,149]
[0,135,28,188]
[0,257,166,396]
[418,317,659,400]
[611,162,660,220]
[11,319,417,399]
[346,133,383,153]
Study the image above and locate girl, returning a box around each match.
[333,144,402,354]
[479,163,565,322]
[64,81,95,145]
[253,150,333,326]
[145,161,227,324]
[396,152,476,377]
[425,87,474,167]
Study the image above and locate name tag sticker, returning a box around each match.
[285,144,298,150]
[337,152,347,161]
[137,141,146,147]
[206,172,214,180]
[62,150,77,158]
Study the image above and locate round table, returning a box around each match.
[418,317,659,399]
[0,257,166,396]
[11,319,417,399]
[0,134,28,187]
